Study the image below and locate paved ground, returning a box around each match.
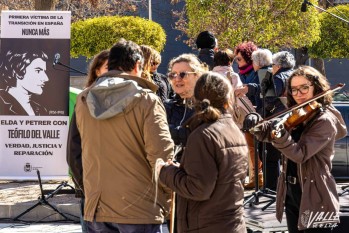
[1,180,348,233]
[0,223,82,233]
[0,223,170,233]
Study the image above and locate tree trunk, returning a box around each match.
[35,0,56,10]
[311,58,326,75]
[294,47,309,67]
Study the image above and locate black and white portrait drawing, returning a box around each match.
[0,49,49,115]
[0,39,70,116]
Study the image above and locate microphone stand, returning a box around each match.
[303,0,349,24]
[53,61,87,75]
[339,185,349,196]
[244,72,276,211]
[13,169,76,222]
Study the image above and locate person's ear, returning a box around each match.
[133,60,143,77]
[135,60,141,71]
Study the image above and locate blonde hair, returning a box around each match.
[151,50,162,65]
[168,53,208,75]
[140,45,154,82]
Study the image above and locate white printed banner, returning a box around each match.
[0,11,71,180]
[1,10,70,39]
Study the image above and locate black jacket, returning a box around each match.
[164,95,195,161]
[152,72,173,102]
[198,48,215,70]
[263,68,293,116]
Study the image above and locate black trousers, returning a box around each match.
[258,142,281,191]
[285,182,333,233]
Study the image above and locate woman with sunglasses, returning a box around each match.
[165,54,208,162]
[234,41,261,113]
[150,49,173,102]
[164,54,208,233]
[243,66,347,232]
[234,42,264,190]
[158,72,248,233]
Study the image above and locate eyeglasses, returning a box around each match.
[168,71,196,80]
[290,84,313,96]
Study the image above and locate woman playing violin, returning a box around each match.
[244,66,347,233]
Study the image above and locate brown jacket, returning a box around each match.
[69,71,174,224]
[272,105,347,230]
[160,114,248,233]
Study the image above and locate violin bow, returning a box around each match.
[251,83,345,132]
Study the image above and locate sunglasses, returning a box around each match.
[290,84,313,96]
[168,71,196,80]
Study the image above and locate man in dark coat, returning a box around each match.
[196,31,218,70]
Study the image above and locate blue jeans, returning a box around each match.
[80,197,88,233]
[86,221,162,233]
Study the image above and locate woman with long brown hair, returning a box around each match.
[244,66,347,232]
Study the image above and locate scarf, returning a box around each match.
[238,64,254,75]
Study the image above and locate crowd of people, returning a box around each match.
[66,31,346,233]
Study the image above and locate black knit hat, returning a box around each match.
[196,31,216,49]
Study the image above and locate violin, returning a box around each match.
[250,83,345,137]
[271,101,322,138]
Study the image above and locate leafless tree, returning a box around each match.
[0,0,145,21]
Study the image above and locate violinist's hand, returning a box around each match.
[271,120,286,139]
[249,118,283,142]
[242,113,262,132]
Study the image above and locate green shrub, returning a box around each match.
[71,16,166,58]
[309,5,349,58]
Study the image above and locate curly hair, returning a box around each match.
[287,65,332,107]
[234,41,258,65]
[0,50,48,89]
[272,51,295,69]
[151,49,162,65]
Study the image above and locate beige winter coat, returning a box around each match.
[74,71,174,224]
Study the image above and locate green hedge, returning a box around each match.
[71,16,166,58]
